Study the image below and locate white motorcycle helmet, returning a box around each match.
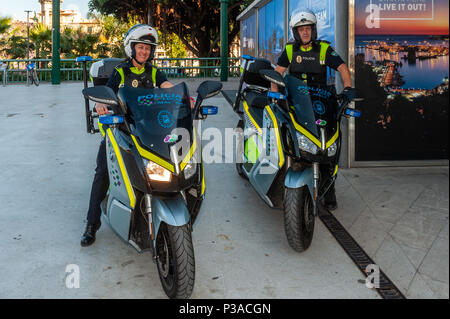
[289,9,318,44]
[123,24,159,63]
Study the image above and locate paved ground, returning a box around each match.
[0,82,447,299]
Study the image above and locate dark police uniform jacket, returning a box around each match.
[106,59,168,93]
[277,40,345,87]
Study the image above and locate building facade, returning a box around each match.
[38,0,100,33]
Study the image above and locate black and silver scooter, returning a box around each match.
[80,60,221,298]
[233,55,361,252]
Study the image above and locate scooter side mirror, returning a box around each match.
[201,106,218,115]
[196,81,223,100]
[259,69,285,88]
[82,86,119,106]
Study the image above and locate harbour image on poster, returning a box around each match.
[354,0,449,161]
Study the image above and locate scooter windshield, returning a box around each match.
[119,83,192,161]
[285,75,338,140]
[285,75,319,138]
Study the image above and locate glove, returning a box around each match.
[341,87,357,101]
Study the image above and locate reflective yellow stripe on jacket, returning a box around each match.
[286,42,330,65]
[116,64,157,87]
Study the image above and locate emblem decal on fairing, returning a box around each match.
[157,110,175,128]
[164,134,178,143]
[313,100,326,115]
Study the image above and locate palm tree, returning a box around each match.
[60,27,76,57]
[71,27,100,57]
[30,23,51,60]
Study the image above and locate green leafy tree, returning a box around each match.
[1,35,28,59]
[0,16,12,58]
[158,31,186,59]
[0,16,11,34]
[89,0,252,57]
[88,13,138,58]
[89,0,148,24]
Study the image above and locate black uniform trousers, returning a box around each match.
[86,139,109,225]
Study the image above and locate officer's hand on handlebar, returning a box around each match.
[95,103,109,115]
[341,87,357,101]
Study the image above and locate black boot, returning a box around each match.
[80,222,101,247]
[324,188,338,211]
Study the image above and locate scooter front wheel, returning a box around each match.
[156,222,195,299]
[283,186,315,252]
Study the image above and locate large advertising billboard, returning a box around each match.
[354,0,449,161]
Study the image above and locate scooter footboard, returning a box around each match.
[152,194,190,240]
[284,167,314,199]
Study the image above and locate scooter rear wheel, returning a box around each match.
[283,186,315,252]
[156,222,195,299]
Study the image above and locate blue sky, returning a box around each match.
[0,0,90,21]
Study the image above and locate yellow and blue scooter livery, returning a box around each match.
[77,56,221,299]
[233,55,361,252]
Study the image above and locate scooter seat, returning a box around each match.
[245,90,268,109]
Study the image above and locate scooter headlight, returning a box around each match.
[183,155,198,180]
[297,132,318,155]
[328,141,338,157]
[143,159,172,182]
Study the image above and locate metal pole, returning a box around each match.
[51,0,60,84]
[25,10,31,61]
[220,0,229,82]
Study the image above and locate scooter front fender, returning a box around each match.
[152,194,190,242]
[284,167,314,199]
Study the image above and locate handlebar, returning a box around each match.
[91,110,114,118]
[336,94,363,120]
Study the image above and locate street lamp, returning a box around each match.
[24,10,32,61]
[25,10,32,85]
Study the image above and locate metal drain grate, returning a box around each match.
[318,206,406,299]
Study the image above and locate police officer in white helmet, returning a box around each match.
[273,9,355,211]
[81,24,178,247]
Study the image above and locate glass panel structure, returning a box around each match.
[241,13,257,57]
[258,0,285,63]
